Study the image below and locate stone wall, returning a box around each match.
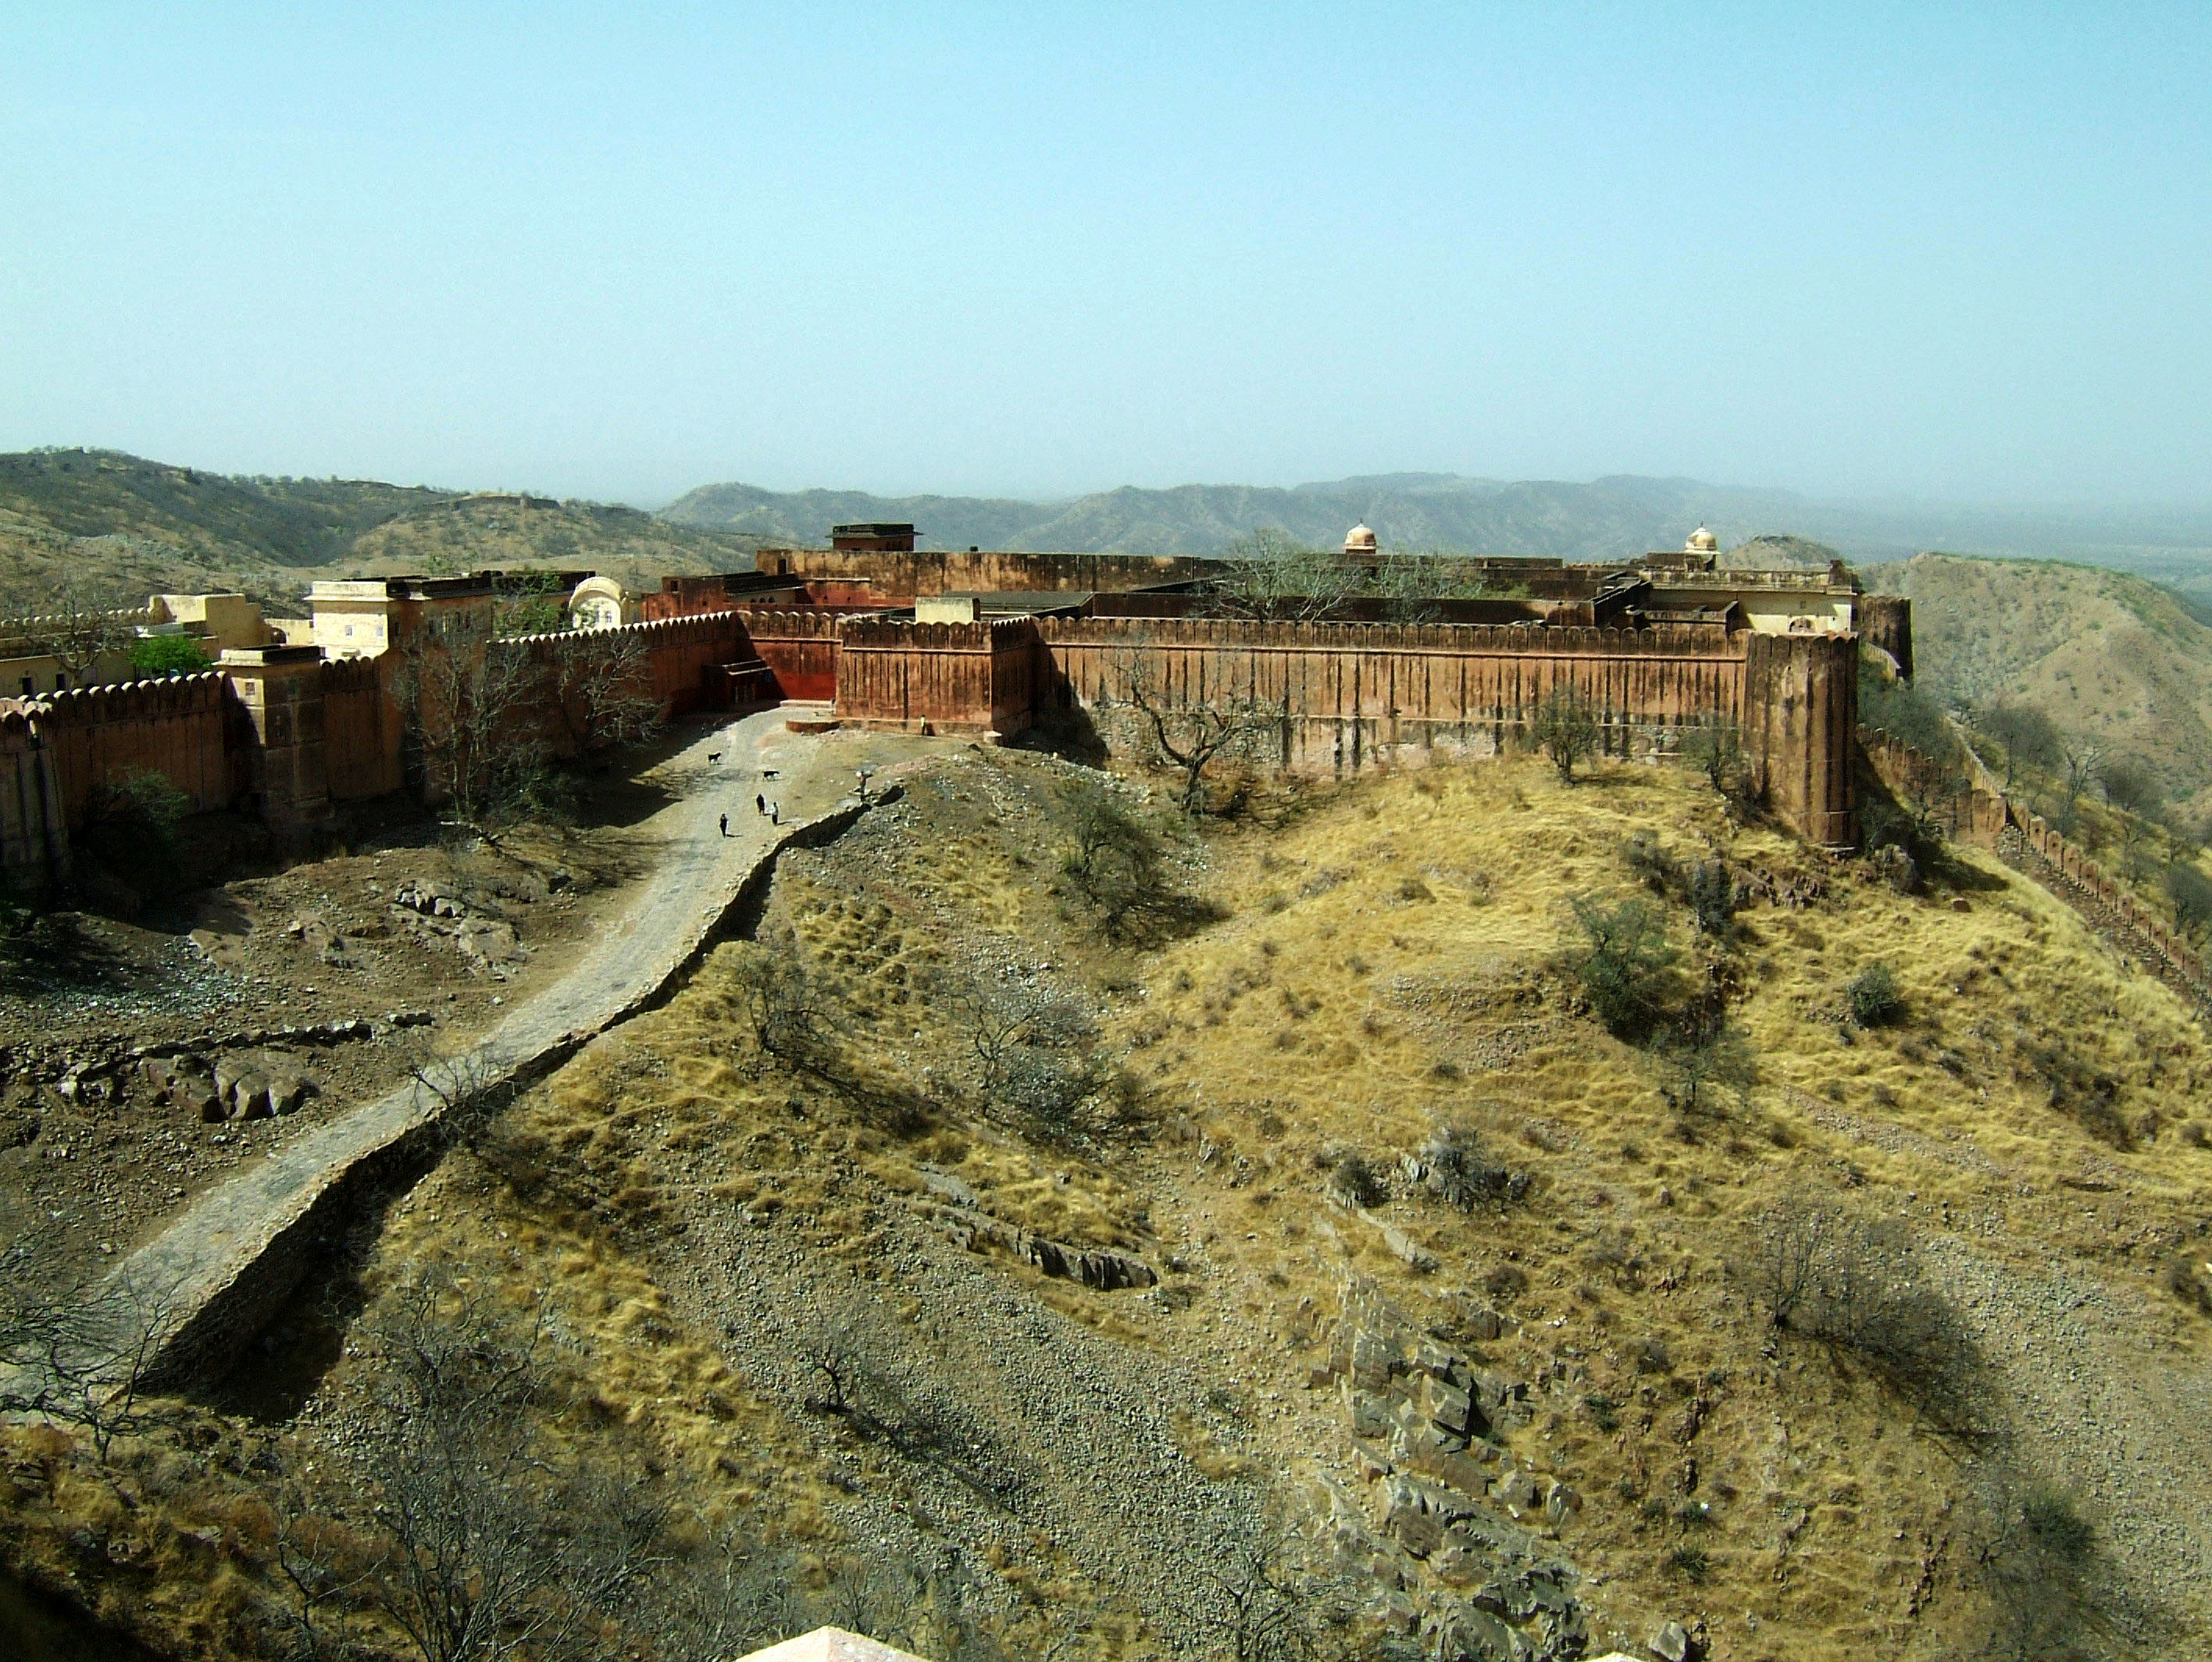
[0,708,66,879]
[730,607,843,702]
[827,612,1857,843]
[1860,722,2208,996]
[321,656,405,803]
[835,615,1017,732]
[24,674,237,825]
[754,547,1222,598]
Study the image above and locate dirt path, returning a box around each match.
[99,708,929,1385]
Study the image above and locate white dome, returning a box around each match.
[1344,523,1379,554]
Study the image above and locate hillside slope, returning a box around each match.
[1866,553,2212,808]
[13,747,2208,1661]
[341,497,756,583]
[0,451,754,613]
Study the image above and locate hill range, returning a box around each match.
[15,446,2212,804]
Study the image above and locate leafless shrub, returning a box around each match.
[1967,1468,2139,1662]
[1418,1124,1530,1209]
[726,929,840,1075]
[801,1316,1020,1506]
[1529,686,1600,781]
[553,629,663,758]
[1324,1151,1390,1209]
[1750,1197,1995,1443]
[349,1267,673,1661]
[1209,528,1362,623]
[1111,645,1279,815]
[0,1243,191,1465]
[1197,1527,1335,1662]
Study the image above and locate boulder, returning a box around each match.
[1430,1603,1523,1662]
[456,918,520,965]
[1649,1619,1691,1662]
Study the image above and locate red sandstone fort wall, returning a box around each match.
[29,674,237,825]
[0,708,66,878]
[320,655,405,803]
[730,608,842,703]
[836,616,1007,731]
[1038,615,1757,771]
[754,548,1220,599]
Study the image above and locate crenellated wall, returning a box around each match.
[729,607,843,702]
[27,674,236,825]
[753,547,1221,598]
[0,708,66,880]
[837,615,1022,731]
[829,612,1857,843]
[321,655,405,803]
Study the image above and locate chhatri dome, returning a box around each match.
[1344,523,1378,554]
[1685,525,1719,553]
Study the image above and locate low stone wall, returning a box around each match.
[1860,722,2209,997]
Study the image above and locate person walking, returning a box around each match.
[719,812,729,837]
[756,794,766,815]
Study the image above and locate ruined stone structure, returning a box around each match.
[0,537,1911,883]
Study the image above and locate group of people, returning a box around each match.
[719,794,778,836]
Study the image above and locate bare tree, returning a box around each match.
[1199,1530,1324,1662]
[1115,647,1277,814]
[1981,700,2060,792]
[1655,1007,1758,1124]
[25,571,137,689]
[1211,529,1361,622]
[348,1266,673,1662]
[554,629,663,759]
[724,929,839,1075]
[390,608,548,825]
[932,966,1108,1135]
[1747,1197,1994,1443]
[2056,739,2103,835]
[0,1245,191,1467]
[1683,719,1748,800]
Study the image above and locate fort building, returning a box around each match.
[0,533,1911,885]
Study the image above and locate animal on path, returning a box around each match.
[707,751,722,765]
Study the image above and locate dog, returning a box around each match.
[706,751,722,765]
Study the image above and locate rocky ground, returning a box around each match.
[5,741,2211,1662]
[0,736,699,1300]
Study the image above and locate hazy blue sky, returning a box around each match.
[3,3,2208,507]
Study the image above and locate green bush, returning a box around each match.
[127,634,212,677]
[1529,686,1600,781]
[1846,961,1904,1027]
[1568,895,1679,1041]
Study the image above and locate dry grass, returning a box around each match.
[1111,752,2212,1657]
[14,744,2212,1660]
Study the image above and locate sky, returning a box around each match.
[2,2,2209,508]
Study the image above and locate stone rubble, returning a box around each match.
[1316,1274,1590,1662]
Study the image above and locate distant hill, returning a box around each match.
[658,473,1831,560]
[342,498,755,585]
[0,449,754,614]
[1866,552,2212,811]
[1721,533,1840,570]
[663,473,2212,575]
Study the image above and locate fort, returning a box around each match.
[0,527,1911,885]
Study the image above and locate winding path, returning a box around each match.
[109,705,894,1386]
